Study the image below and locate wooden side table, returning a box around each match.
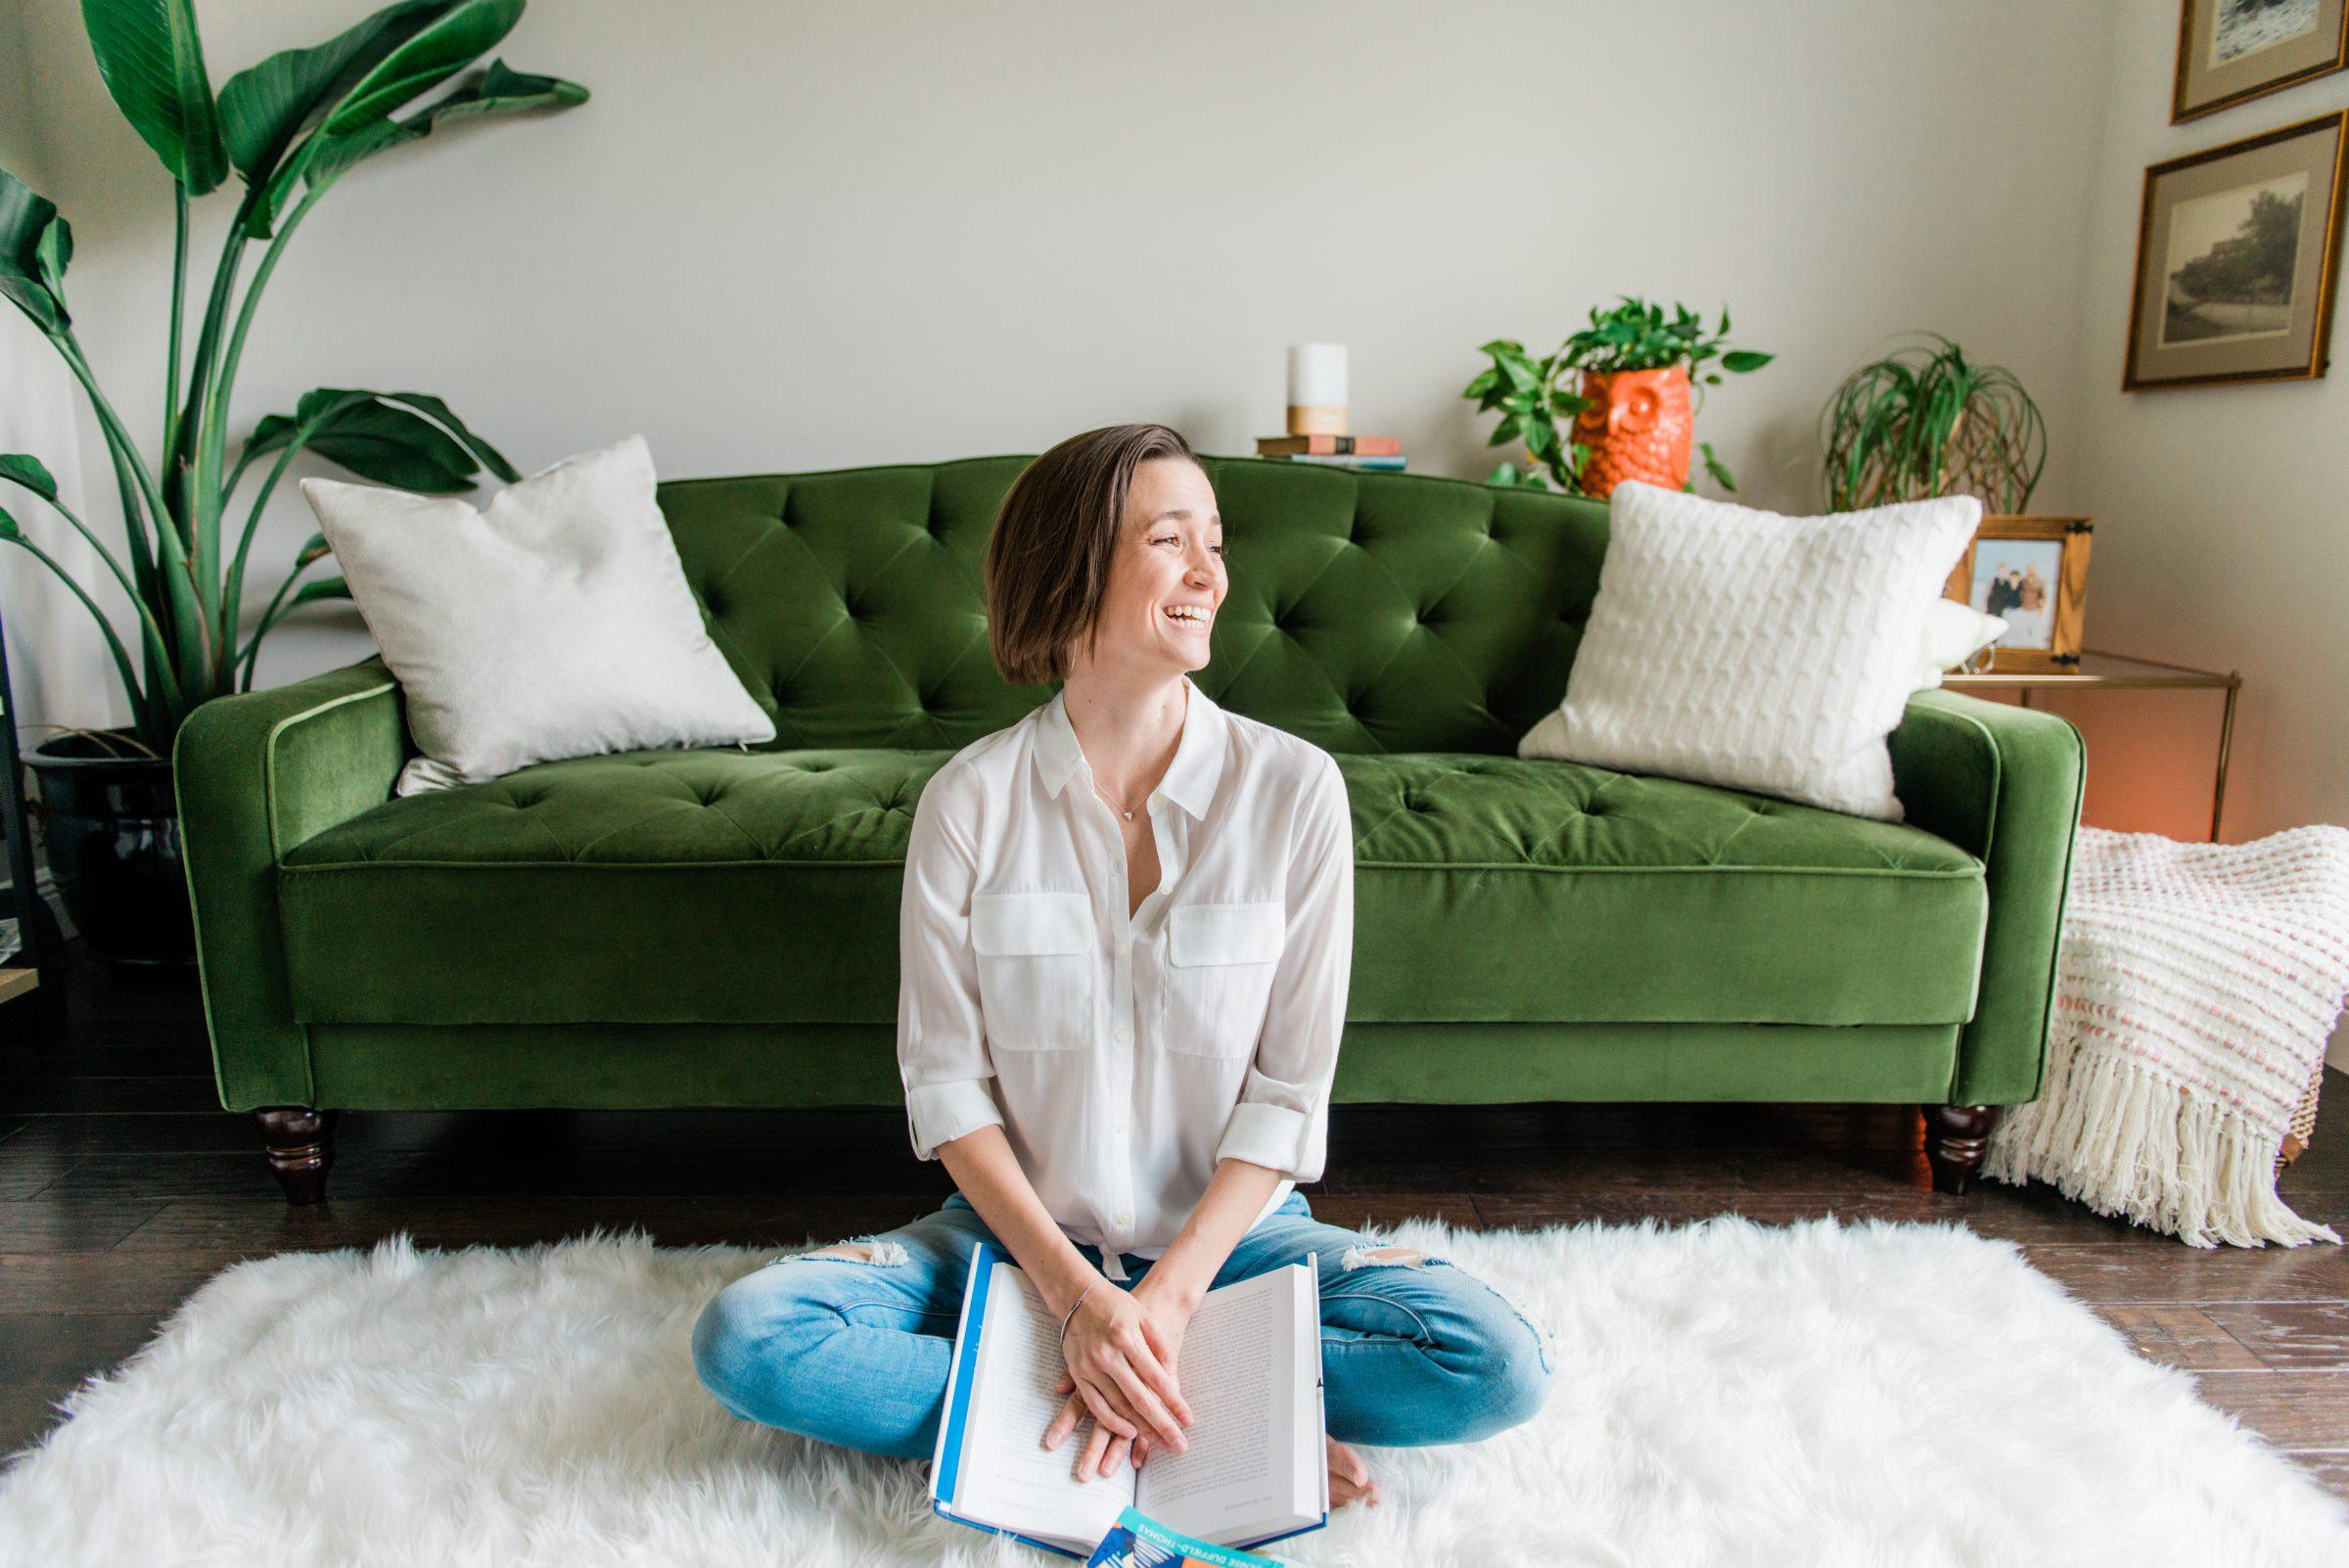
[1942,648,2241,842]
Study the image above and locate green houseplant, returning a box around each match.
[0,0,585,964]
[1819,334,2047,513]
[1463,298,1771,497]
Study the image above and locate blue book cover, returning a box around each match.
[1086,1503,1299,1566]
[929,1239,1328,1559]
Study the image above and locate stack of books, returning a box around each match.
[1255,434,1405,472]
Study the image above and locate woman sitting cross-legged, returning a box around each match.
[691,422,1555,1509]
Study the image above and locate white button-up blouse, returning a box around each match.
[896,672,1355,1276]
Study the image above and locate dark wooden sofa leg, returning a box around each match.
[1922,1103,2001,1195]
[255,1107,339,1205]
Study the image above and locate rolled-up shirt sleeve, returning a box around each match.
[898,771,1007,1161]
[1215,754,1354,1182]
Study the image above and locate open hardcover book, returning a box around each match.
[930,1239,1328,1559]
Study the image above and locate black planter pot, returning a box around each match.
[25,732,196,968]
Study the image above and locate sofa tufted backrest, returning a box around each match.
[654,454,1611,757]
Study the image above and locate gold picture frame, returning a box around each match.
[2124,110,2349,390]
[1943,516,2094,674]
[2173,0,2348,124]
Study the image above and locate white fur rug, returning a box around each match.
[3,1215,2345,1567]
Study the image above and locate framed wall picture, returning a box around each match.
[2124,110,2349,390]
[1943,516,2095,673]
[2173,1,2347,123]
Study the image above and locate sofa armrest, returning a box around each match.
[174,658,409,1111]
[1888,688,2086,1105]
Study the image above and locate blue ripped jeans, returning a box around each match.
[691,1190,1554,1460]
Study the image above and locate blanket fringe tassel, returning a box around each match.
[1982,1039,2341,1250]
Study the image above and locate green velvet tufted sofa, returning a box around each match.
[174,454,2085,1204]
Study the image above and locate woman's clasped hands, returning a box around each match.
[1041,1269,1197,1481]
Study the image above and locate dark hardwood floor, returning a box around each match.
[4,948,2346,1500]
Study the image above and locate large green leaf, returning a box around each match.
[252,387,518,483]
[246,389,359,460]
[80,0,229,194]
[297,415,475,491]
[304,60,587,184]
[374,392,520,481]
[246,0,527,233]
[218,0,449,183]
[0,454,60,503]
[323,0,525,132]
[246,389,503,492]
[0,167,69,332]
[414,59,587,126]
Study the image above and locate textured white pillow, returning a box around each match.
[1915,598,2007,690]
[300,434,775,796]
[1517,481,1981,821]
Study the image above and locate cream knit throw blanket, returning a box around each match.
[1983,825,2349,1248]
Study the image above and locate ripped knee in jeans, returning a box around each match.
[774,1237,911,1268]
[1339,1244,1442,1271]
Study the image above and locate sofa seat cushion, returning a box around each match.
[277,748,1985,1027]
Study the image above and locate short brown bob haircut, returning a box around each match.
[986,423,1202,686]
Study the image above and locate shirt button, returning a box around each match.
[1116,938,1130,956]
[1114,1113,1129,1133]
[1114,1210,1131,1227]
[1115,1025,1131,1043]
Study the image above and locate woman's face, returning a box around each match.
[1084,456,1225,676]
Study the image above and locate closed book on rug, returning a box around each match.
[1085,1503,1289,1565]
[929,1240,1328,1559]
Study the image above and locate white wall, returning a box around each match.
[2060,6,2349,1069]
[2068,5,2349,847]
[10,0,2119,695]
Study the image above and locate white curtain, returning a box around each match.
[0,307,124,739]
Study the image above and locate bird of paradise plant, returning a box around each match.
[0,0,586,755]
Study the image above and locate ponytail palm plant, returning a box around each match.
[1819,334,2047,514]
[0,0,586,755]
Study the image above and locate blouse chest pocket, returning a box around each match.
[1160,901,1286,1059]
[970,892,1094,1051]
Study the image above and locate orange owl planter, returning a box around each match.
[1571,366,1693,498]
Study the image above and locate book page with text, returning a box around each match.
[949,1262,1133,1548]
[1135,1265,1313,1544]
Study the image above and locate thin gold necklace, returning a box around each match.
[1091,776,1142,822]
[1082,682,1185,823]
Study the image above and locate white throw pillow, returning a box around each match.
[1517,481,1980,821]
[1915,598,2007,690]
[300,434,775,796]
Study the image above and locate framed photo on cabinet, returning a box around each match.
[1944,516,2094,674]
[2173,0,2347,122]
[2124,110,2349,390]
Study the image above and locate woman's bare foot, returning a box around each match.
[1327,1435,1380,1508]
